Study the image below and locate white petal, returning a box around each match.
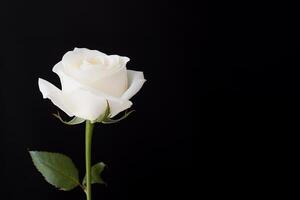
[120,56,130,64]
[108,98,133,117]
[121,70,146,100]
[62,50,85,69]
[74,47,90,52]
[38,78,74,117]
[52,62,135,119]
[85,91,133,118]
[52,61,63,75]
[73,47,107,57]
[65,89,107,121]
[66,88,132,120]
[53,62,128,97]
[53,62,83,93]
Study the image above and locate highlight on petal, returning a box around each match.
[38,78,74,117]
[121,70,146,100]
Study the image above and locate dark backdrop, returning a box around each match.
[200,3,300,198]
[0,1,196,200]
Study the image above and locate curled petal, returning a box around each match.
[38,78,74,117]
[121,70,146,100]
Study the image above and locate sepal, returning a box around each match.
[102,110,135,124]
[93,101,135,124]
[53,112,85,125]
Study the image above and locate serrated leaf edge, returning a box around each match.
[29,151,82,191]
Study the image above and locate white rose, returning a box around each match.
[38,48,146,121]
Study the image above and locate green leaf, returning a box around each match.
[53,112,85,125]
[82,162,106,186]
[29,151,80,191]
[102,110,135,124]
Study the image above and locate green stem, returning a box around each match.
[85,120,94,200]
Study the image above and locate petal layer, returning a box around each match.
[121,70,146,100]
[38,78,74,117]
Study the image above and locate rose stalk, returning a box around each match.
[85,120,93,200]
[29,48,145,200]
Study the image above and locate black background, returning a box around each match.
[202,3,300,198]
[0,1,196,200]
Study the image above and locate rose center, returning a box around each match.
[86,57,101,65]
